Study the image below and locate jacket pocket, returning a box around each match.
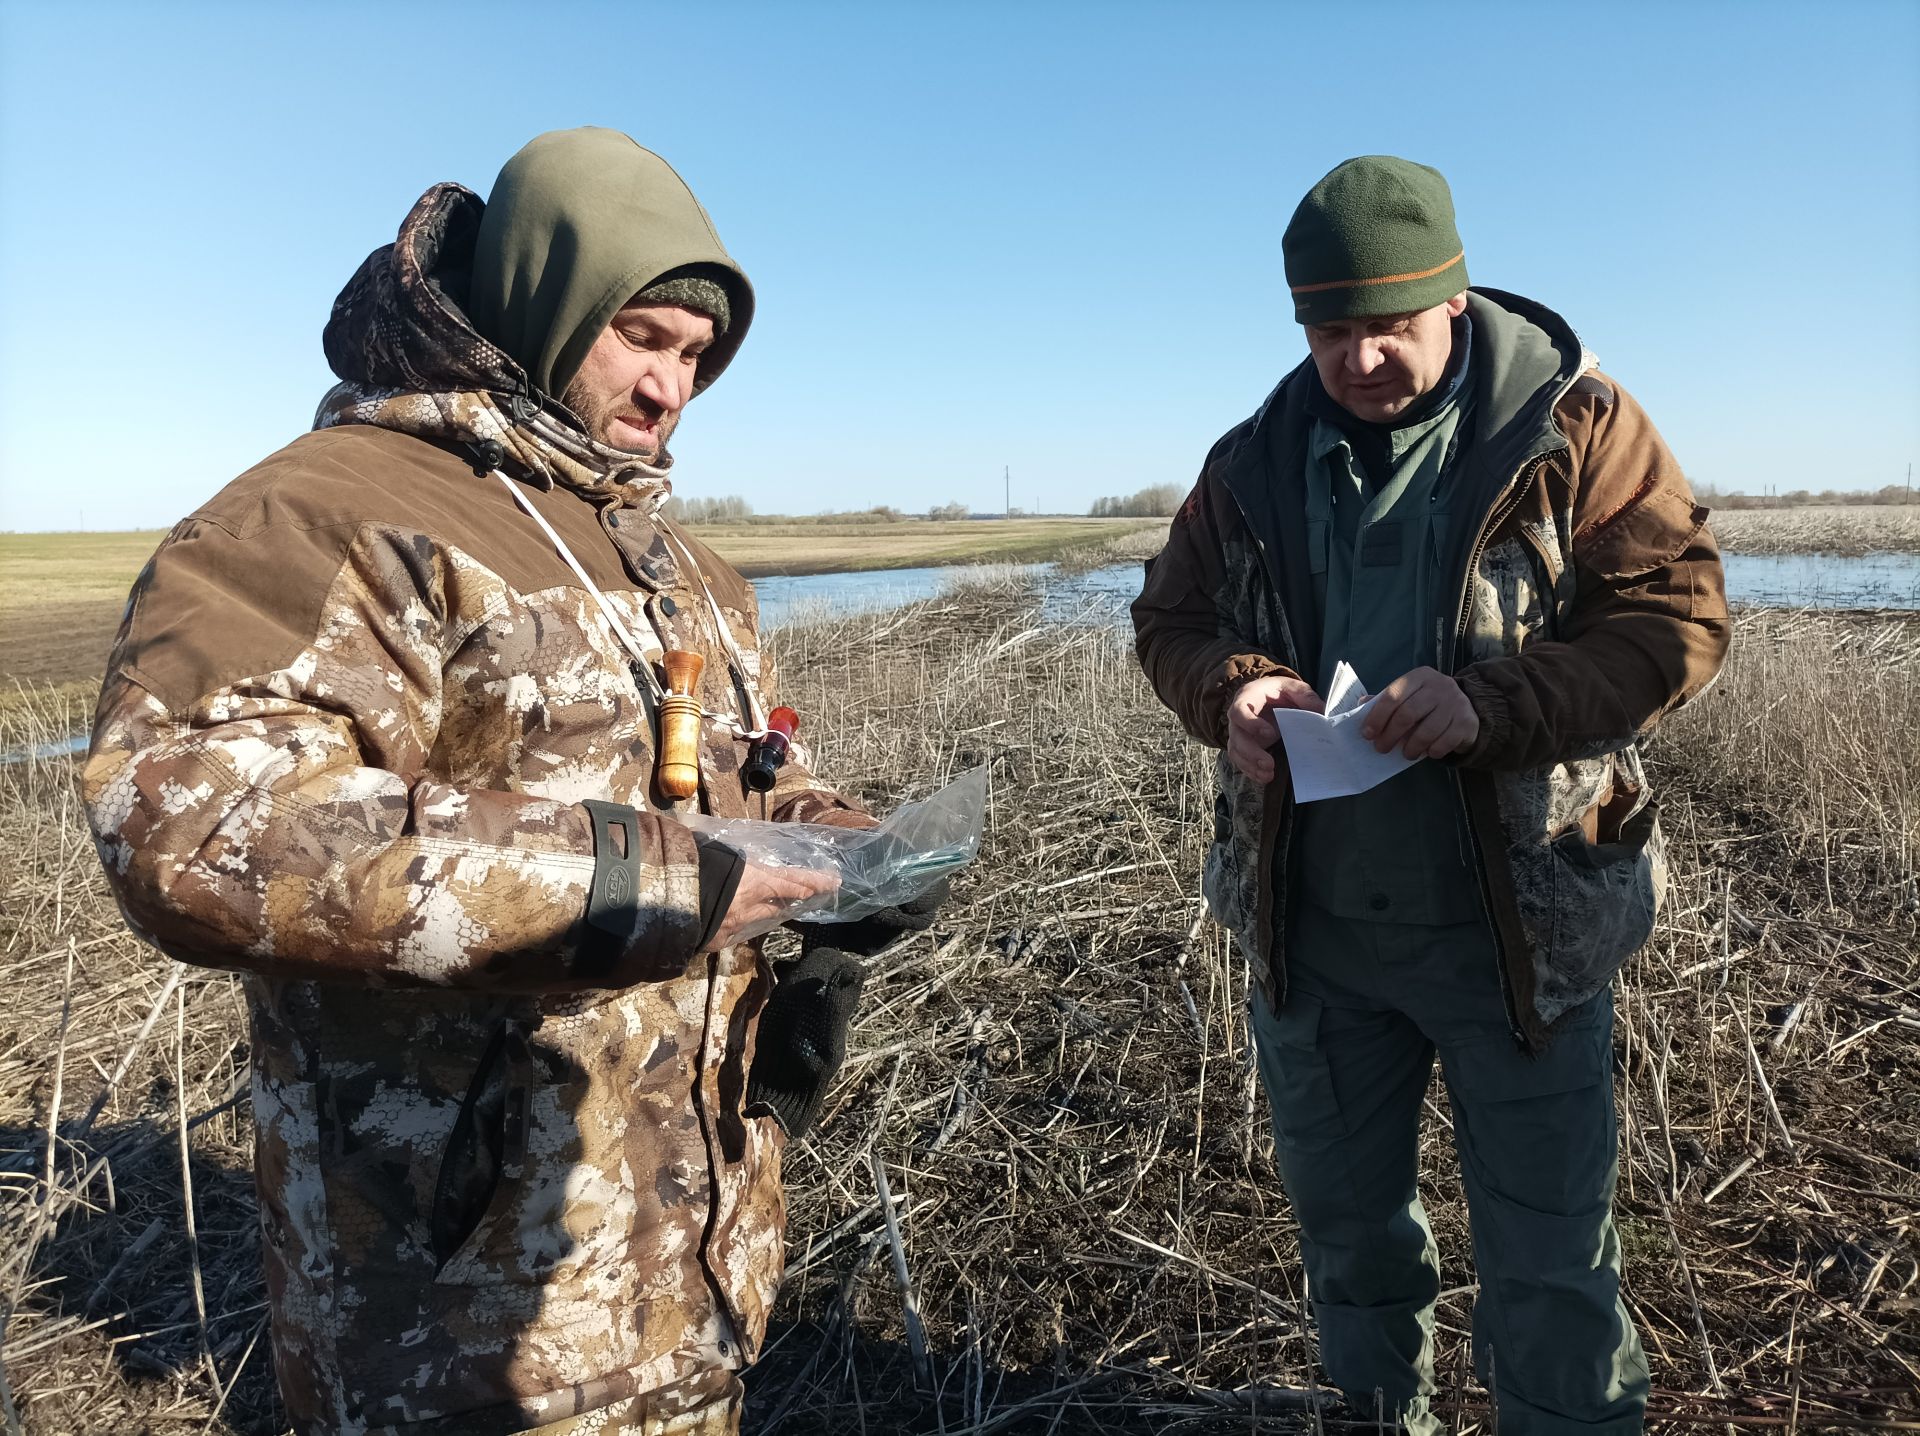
[431,1023,657,1291]
[1538,801,1659,1026]
[1202,837,1239,931]
[429,1021,519,1272]
[431,1005,661,1291]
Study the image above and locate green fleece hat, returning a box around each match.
[467,127,755,401]
[1283,156,1468,325]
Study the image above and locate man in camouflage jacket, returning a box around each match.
[85,129,883,1435]
[1132,158,1730,1433]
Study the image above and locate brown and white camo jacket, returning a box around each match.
[84,184,862,1436]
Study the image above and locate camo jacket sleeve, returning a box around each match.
[758,664,875,832]
[764,736,876,830]
[84,516,703,992]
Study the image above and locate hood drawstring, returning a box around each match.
[468,439,507,476]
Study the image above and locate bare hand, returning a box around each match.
[707,862,839,951]
[1361,667,1480,760]
[1226,674,1325,785]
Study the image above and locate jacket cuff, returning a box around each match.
[694,836,747,950]
[577,800,705,986]
[1213,655,1292,745]
[1453,669,1513,768]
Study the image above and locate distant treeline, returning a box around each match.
[664,489,1200,523]
[1696,484,1917,510]
[663,494,755,523]
[665,497,973,525]
[1088,483,1185,518]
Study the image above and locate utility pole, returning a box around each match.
[1004,465,1011,519]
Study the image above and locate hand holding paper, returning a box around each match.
[1270,662,1422,802]
[1359,665,1482,761]
[1225,672,1325,784]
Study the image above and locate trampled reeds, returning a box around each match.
[1,582,1915,1433]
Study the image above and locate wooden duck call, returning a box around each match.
[656,649,705,801]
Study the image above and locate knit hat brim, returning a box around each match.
[1290,250,1469,326]
[634,270,732,337]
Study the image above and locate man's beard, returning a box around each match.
[558,378,680,461]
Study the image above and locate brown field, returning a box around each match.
[1,577,1915,1433]
[10,500,1917,716]
[0,532,168,713]
[678,517,1158,576]
[0,521,1157,715]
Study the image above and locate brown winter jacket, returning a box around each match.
[83,182,862,1435]
[1132,289,1730,1050]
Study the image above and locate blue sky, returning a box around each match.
[1,0,1915,531]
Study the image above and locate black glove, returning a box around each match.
[746,945,865,1138]
[793,875,951,958]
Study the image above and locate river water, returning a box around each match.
[8,552,1915,765]
[757,551,1920,627]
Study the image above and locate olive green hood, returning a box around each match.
[466,127,755,402]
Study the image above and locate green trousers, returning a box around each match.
[1249,901,1649,1436]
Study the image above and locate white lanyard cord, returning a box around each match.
[656,525,770,733]
[493,470,666,700]
[492,470,763,739]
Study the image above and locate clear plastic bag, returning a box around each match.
[683,766,986,939]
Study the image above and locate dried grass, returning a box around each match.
[1711,506,1920,558]
[1050,525,1167,574]
[2,587,1916,1433]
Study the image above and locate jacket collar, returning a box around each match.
[313,385,673,510]
[1461,287,1592,477]
[1209,289,1591,685]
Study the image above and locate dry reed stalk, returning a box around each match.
[0,588,1915,1433]
[1709,505,1920,558]
[869,1152,931,1390]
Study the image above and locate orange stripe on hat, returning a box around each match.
[1290,251,1465,296]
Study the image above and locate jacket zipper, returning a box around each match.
[1250,522,1302,979]
[1217,493,1302,996]
[1446,454,1547,1051]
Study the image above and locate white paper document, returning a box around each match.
[1270,661,1422,803]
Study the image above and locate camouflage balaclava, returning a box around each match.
[466,127,755,401]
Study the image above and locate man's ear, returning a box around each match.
[1445,292,1470,318]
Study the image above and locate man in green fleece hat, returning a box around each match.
[1134,156,1731,1433]
[85,127,943,1436]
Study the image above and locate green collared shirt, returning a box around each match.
[1292,391,1483,926]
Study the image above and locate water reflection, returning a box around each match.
[1719,552,1920,610]
[6,555,1914,765]
[758,552,1920,630]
